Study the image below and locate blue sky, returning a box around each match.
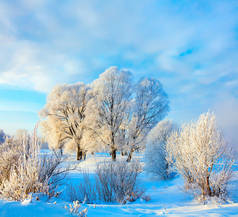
[0,0,238,145]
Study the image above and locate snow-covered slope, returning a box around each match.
[0,153,238,217]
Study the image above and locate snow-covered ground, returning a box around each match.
[1,153,238,217]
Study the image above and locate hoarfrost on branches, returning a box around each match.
[167,112,234,200]
[88,66,132,161]
[39,66,169,161]
[125,78,169,161]
[40,83,94,160]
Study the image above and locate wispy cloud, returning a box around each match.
[0,0,237,128]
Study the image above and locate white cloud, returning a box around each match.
[0,36,87,92]
[0,0,237,107]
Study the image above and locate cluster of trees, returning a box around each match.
[0,66,234,202]
[40,67,169,161]
[145,112,234,200]
[38,65,234,200]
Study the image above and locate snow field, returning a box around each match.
[0,153,238,217]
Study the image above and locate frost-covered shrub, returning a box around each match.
[67,171,97,204]
[0,129,66,201]
[65,200,88,217]
[144,120,176,179]
[67,160,143,204]
[96,160,142,203]
[167,112,234,200]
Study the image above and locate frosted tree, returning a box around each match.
[126,78,169,162]
[40,83,92,160]
[144,120,176,179]
[167,112,234,200]
[88,67,132,161]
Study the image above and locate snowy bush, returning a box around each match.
[96,160,143,203]
[167,112,234,200]
[65,200,88,217]
[144,120,176,179]
[0,128,67,201]
[67,160,143,204]
[67,171,97,204]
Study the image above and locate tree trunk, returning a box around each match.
[201,176,212,199]
[76,144,83,161]
[126,149,133,162]
[111,149,117,161]
[205,176,212,197]
[82,151,87,160]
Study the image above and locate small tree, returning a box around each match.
[167,112,234,200]
[144,120,176,179]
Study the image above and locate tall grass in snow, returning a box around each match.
[0,126,67,201]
